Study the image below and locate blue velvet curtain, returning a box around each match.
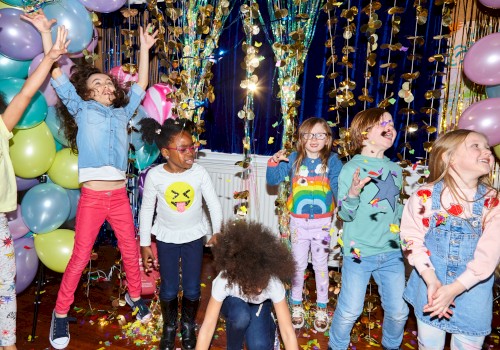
[105,0,447,161]
[205,0,447,161]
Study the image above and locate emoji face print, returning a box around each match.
[165,182,195,213]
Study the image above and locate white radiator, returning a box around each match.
[196,150,279,233]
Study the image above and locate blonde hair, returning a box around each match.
[349,108,388,155]
[427,129,497,217]
[294,117,333,175]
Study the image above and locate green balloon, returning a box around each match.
[47,148,79,189]
[9,122,56,178]
[34,229,75,273]
[0,53,30,79]
[0,77,48,129]
[132,143,160,171]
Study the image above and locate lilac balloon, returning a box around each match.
[14,236,39,294]
[458,98,500,145]
[78,0,126,13]
[138,166,154,197]
[15,176,39,191]
[463,33,500,85]
[0,8,43,60]
[69,27,98,58]
[6,205,30,240]
[479,0,500,8]
[28,54,74,106]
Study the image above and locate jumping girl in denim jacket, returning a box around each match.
[401,129,500,350]
[266,117,342,332]
[24,11,158,350]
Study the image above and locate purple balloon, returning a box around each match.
[463,33,500,86]
[14,236,39,294]
[15,176,39,191]
[138,166,154,197]
[28,54,74,106]
[77,0,126,13]
[458,98,500,145]
[0,8,43,60]
[479,0,500,8]
[6,205,30,240]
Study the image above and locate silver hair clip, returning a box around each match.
[155,129,161,134]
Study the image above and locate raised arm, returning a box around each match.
[1,26,69,132]
[137,24,158,90]
[21,9,63,79]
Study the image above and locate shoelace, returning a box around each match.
[53,316,76,338]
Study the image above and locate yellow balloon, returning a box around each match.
[9,122,56,178]
[34,229,75,273]
[48,148,80,189]
[494,144,500,160]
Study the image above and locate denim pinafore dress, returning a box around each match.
[403,181,493,336]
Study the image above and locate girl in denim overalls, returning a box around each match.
[401,130,500,350]
[24,11,158,350]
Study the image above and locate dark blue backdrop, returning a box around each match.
[106,0,446,160]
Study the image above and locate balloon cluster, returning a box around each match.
[461,30,500,159]
[0,0,131,294]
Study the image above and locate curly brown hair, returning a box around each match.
[211,220,296,297]
[58,64,130,152]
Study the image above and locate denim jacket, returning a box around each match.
[51,74,145,171]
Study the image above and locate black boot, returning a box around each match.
[180,297,199,350]
[160,298,178,350]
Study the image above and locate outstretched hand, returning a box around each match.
[20,9,56,33]
[47,26,70,61]
[139,24,159,50]
[348,167,371,198]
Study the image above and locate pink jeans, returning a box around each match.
[55,187,141,314]
[290,216,331,306]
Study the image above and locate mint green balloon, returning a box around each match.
[0,53,30,79]
[0,77,48,129]
[132,143,160,171]
[0,0,24,6]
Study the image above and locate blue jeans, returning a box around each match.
[329,251,408,350]
[157,238,203,301]
[221,296,276,350]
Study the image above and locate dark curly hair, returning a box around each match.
[58,64,130,152]
[138,117,194,149]
[0,92,7,114]
[211,220,296,297]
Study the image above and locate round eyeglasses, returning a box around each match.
[301,132,328,140]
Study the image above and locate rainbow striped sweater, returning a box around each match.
[266,152,343,219]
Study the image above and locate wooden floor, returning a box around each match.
[17,245,500,350]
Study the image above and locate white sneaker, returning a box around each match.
[313,307,330,332]
[291,305,305,329]
[49,310,75,349]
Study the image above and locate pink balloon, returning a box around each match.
[463,33,500,85]
[6,205,30,240]
[108,65,139,87]
[69,27,98,58]
[142,83,176,125]
[458,98,500,145]
[479,0,500,8]
[28,55,74,106]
